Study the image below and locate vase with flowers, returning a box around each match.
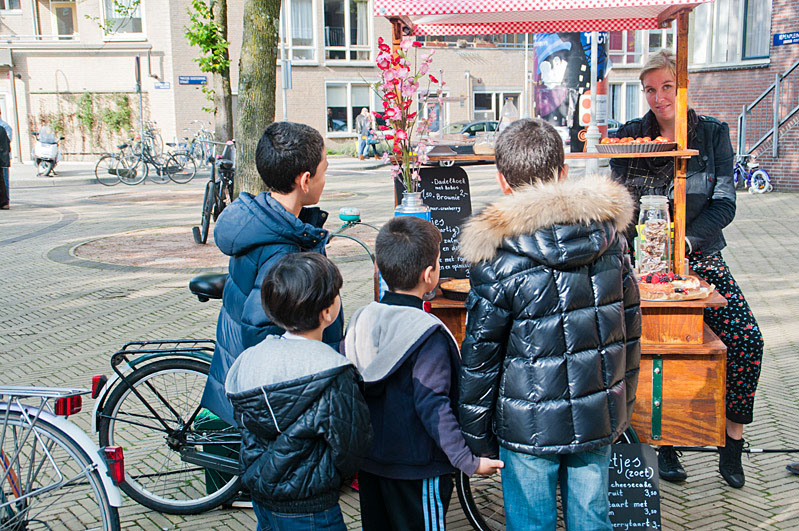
[371,36,444,221]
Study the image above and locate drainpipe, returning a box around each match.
[29,0,40,39]
[464,70,471,120]
[8,50,22,163]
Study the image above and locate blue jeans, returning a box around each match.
[253,503,347,531]
[500,445,612,531]
[358,136,372,157]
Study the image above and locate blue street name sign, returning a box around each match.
[154,81,171,89]
[178,75,208,85]
[774,32,799,46]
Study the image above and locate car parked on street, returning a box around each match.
[424,120,499,166]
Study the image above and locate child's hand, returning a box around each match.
[474,457,504,476]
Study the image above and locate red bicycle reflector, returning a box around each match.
[103,446,125,484]
[54,395,82,416]
[91,375,108,399]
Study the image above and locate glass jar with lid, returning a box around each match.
[636,195,671,275]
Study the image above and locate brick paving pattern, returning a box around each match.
[1,160,797,529]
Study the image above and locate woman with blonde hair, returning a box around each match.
[610,49,764,489]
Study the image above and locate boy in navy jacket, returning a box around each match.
[344,216,503,531]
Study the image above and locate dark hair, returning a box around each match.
[261,253,342,333]
[494,118,564,188]
[255,122,325,193]
[375,217,441,292]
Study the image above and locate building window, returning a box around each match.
[647,26,675,54]
[0,0,21,9]
[609,82,642,123]
[280,0,316,62]
[325,81,373,133]
[102,0,143,34]
[52,2,78,39]
[473,91,520,121]
[324,0,370,61]
[691,0,771,65]
[608,31,642,65]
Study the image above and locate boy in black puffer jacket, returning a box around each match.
[225,253,372,531]
[458,118,642,531]
[344,216,503,531]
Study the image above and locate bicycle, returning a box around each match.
[94,141,147,187]
[193,140,236,245]
[89,208,379,515]
[185,121,215,168]
[123,136,197,185]
[734,154,772,193]
[1,385,124,530]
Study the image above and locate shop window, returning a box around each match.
[324,0,370,61]
[280,0,316,62]
[473,91,520,121]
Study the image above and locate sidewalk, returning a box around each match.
[0,165,797,530]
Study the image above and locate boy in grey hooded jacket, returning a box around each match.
[225,253,372,531]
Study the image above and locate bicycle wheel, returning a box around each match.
[733,166,745,189]
[118,153,148,185]
[198,180,216,244]
[166,152,197,184]
[751,169,771,193]
[98,359,241,514]
[95,154,121,186]
[190,140,207,167]
[1,411,120,530]
[147,155,171,184]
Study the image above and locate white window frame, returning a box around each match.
[100,0,146,42]
[324,80,377,138]
[689,0,771,70]
[279,0,319,65]
[51,1,79,40]
[609,81,645,124]
[0,0,22,11]
[472,89,521,122]
[608,30,644,67]
[323,0,373,66]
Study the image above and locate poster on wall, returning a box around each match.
[533,32,609,151]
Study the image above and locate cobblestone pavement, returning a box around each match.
[1,159,797,530]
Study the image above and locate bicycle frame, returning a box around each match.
[1,391,123,509]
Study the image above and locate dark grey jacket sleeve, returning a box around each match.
[620,239,642,423]
[685,121,736,253]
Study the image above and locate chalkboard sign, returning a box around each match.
[609,444,662,530]
[394,166,472,278]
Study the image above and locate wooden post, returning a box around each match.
[673,10,689,276]
[390,18,403,53]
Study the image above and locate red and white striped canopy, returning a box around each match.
[374,0,711,35]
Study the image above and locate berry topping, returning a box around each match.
[645,274,653,283]
[651,274,661,284]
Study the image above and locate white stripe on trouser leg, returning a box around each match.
[423,478,431,531]
[435,476,445,530]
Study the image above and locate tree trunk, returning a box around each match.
[211,0,234,141]
[235,0,280,195]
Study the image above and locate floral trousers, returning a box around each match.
[689,251,764,424]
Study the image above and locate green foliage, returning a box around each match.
[76,93,95,131]
[100,94,132,133]
[185,0,231,75]
[85,0,141,35]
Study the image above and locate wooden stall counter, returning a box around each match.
[427,278,728,446]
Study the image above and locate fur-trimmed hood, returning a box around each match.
[459,176,635,265]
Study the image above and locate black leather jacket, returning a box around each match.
[457,177,641,456]
[609,110,736,256]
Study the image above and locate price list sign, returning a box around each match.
[608,444,662,531]
[395,166,473,278]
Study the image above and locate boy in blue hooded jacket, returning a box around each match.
[201,122,343,426]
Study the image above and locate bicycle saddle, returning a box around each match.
[217,159,234,170]
[189,273,227,302]
[117,143,129,149]
[166,142,176,147]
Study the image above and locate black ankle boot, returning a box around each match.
[658,446,687,482]
[718,434,745,488]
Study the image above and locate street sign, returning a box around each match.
[774,32,799,46]
[154,81,171,90]
[179,76,208,85]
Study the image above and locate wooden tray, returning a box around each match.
[596,142,678,153]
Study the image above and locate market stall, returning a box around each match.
[377,0,727,447]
